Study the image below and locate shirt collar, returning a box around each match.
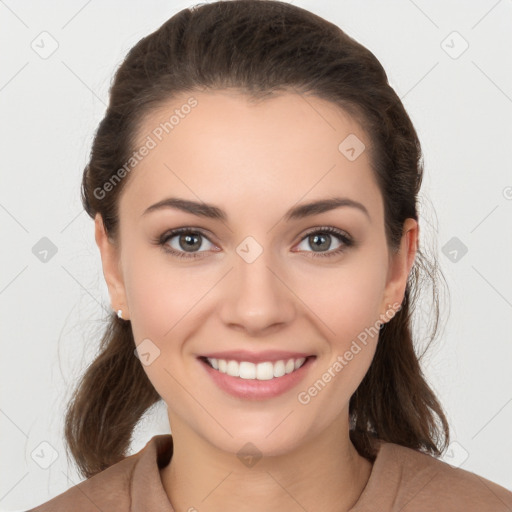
[130,434,175,511]
[129,434,391,511]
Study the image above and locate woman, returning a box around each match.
[28,0,512,510]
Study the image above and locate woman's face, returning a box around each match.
[96,89,417,456]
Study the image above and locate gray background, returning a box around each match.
[1,0,511,509]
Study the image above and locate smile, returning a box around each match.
[198,355,316,400]
[202,356,308,380]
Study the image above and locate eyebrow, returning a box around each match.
[142,196,371,222]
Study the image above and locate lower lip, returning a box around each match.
[198,357,315,400]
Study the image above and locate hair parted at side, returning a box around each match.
[67,0,450,478]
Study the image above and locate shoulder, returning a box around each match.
[354,440,512,511]
[26,457,136,512]
[26,435,172,512]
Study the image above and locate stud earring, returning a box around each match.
[117,309,123,319]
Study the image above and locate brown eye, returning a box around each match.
[158,228,216,259]
[295,227,353,258]
[177,232,202,252]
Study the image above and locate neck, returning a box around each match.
[160,414,373,512]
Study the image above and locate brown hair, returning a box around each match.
[66,0,450,478]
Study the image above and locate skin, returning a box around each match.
[95,89,418,512]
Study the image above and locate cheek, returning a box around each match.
[296,263,385,413]
[124,254,223,403]
[126,271,175,341]
[298,251,388,346]
[123,246,213,341]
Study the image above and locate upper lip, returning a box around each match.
[199,350,314,364]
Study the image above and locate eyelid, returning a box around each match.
[157,226,352,247]
[299,225,352,242]
[158,227,219,251]
[156,225,354,260]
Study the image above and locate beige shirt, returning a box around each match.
[27,434,512,511]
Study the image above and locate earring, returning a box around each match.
[117,309,123,319]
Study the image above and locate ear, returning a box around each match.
[380,217,418,318]
[94,213,129,320]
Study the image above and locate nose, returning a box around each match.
[218,247,296,336]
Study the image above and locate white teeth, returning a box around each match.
[285,359,295,374]
[256,362,274,380]
[205,357,307,380]
[273,360,285,378]
[239,361,256,379]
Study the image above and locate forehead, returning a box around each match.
[120,90,382,224]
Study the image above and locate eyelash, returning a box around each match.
[154,226,354,260]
